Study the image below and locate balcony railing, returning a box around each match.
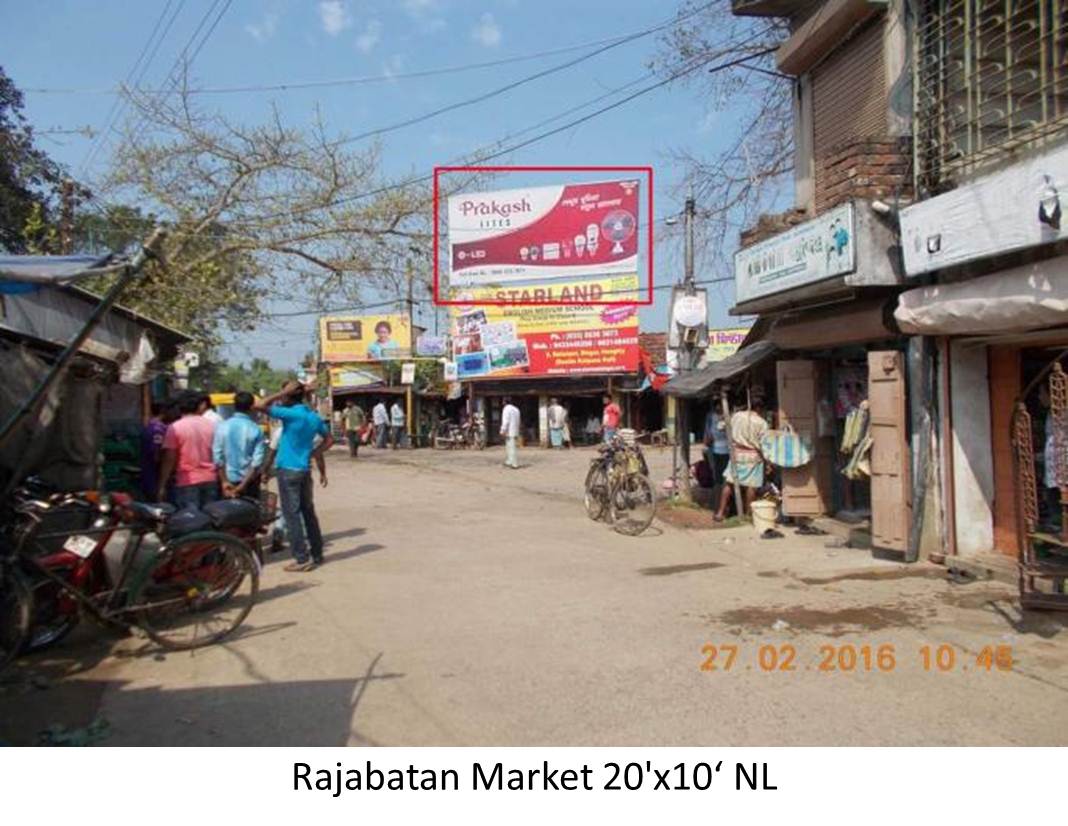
[914,0,1068,195]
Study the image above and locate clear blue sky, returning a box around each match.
[1,0,761,368]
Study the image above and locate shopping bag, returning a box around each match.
[760,424,813,468]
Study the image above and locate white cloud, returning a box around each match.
[381,54,405,81]
[318,0,352,36]
[245,11,279,42]
[356,19,382,53]
[471,12,501,48]
[402,0,445,33]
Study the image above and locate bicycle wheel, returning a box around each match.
[130,531,258,651]
[0,567,32,671]
[22,574,79,653]
[584,463,611,521]
[610,474,657,536]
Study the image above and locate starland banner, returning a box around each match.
[447,179,639,287]
[448,273,640,379]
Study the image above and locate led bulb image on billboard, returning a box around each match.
[447,178,640,287]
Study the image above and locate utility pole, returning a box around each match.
[676,186,697,500]
[405,261,415,446]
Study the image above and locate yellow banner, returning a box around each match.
[319,314,412,362]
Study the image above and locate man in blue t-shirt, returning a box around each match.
[254,380,334,572]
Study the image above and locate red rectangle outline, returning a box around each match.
[433,166,654,307]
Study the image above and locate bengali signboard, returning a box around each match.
[734,201,855,305]
[447,273,640,379]
[706,327,751,362]
[327,364,386,389]
[447,179,640,287]
[415,333,447,357]
[319,314,412,362]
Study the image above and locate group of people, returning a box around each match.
[702,394,771,523]
[499,394,624,469]
[339,399,407,456]
[140,381,333,572]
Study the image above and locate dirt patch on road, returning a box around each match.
[710,603,927,637]
[799,567,948,586]
[656,506,734,530]
[639,561,725,576]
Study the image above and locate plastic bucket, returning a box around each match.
[751,499,778,535]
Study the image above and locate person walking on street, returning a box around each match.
[344,402,366,458]
[547,397,568,448]
[500,396,521,469]
[254,380,333,572]
[390,399,406,449]
[213,391,266,499]
[602,394,621,442]
[157,392,220,508]
[372,400,389,448]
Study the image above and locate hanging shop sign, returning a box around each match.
[447,273,640,379]
[400,362,416,385]
[328,364,386,389]
[706,326,751,362]
[319,314,412,362]
[415,333,447,357]
[734,201,855,305]
[447,179,639,287]
[667,286,709,349]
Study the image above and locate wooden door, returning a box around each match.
[868,350,911,551]
[777,360,832,516]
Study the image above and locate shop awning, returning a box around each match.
[895,259,1068,335]
[0,254,117,293]
[769,296,897,349]
[662,341,777,398]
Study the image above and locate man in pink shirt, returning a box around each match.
[157,392,220,508]
[602,394,622,442]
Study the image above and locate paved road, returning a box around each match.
[3,443,1067,745]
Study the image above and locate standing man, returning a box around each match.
[200,394,223,426]
[500,396,521,469]
[390,398,406,449]
[714,395,770,522]
[547,397,568,449]
[157,392,219,508]
[372,399,389,449]
[254,380,333,572]
[703,406,731,483]
[602,394,622,442]
[343,402,366,458]
[213,391,266,499]
[140,400,174,502]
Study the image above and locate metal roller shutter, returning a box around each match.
[812,18,887,156]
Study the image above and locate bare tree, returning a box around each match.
[655,1,793,267]
[91,71,440,343]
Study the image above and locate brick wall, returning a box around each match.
[814,137,912,212]
[739,208,810,248]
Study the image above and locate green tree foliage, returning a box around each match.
[189,355,295,396]
[0,66,82,252]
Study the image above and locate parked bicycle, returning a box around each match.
[583,435,656,536]
[0,482,261,671]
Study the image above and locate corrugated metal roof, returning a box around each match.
[662,341,778,398]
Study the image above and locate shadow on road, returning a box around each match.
[327,543,386,563]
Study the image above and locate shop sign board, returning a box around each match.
[415,333,447,357]
[319,314,412,362]
[400,362,416,385]
[734,202,855,305]
[447,273,640,378]
[447,179,640,287]
[328,364,386,389]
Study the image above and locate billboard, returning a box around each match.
[448,273,640,379]
[319,314,412,362]
[447,179,640,287]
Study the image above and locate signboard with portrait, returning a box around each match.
[733,201,855,305]
[447,179,640,287]
[447,272,640,378]
[319,314,412,362]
